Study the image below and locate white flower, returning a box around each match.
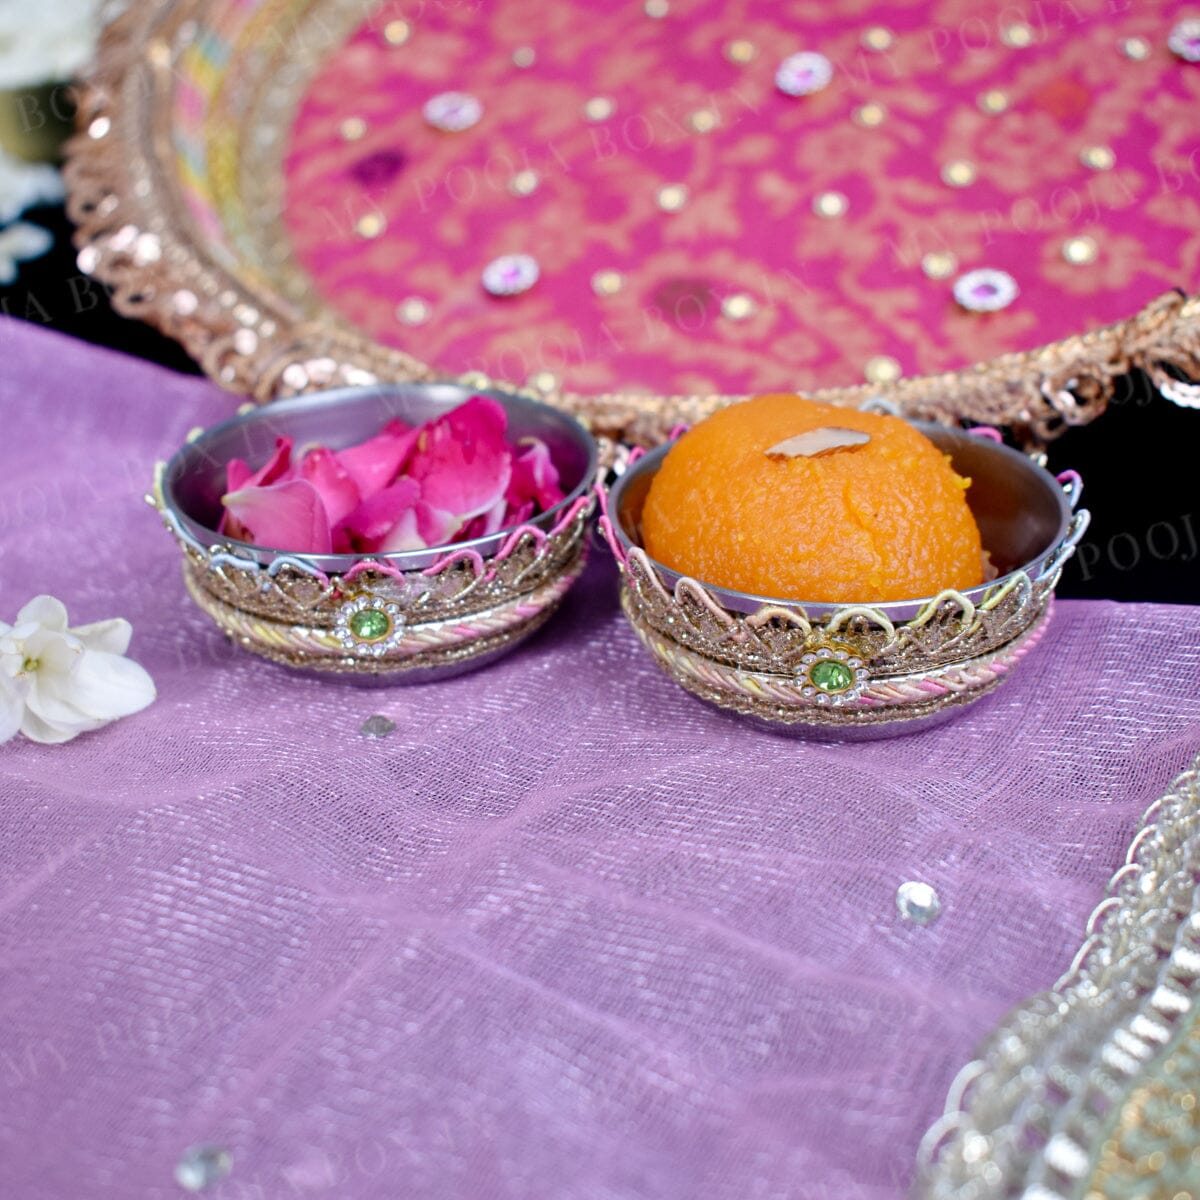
[0,148,64,225]
[0,221,52,285]
[0,0,109,88]
[0,595,156,745]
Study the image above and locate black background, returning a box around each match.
[3,203,1197,605]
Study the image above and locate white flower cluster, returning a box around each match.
[1,596,155,745]
[0,0,109,90]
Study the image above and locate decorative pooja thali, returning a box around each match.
[66,0,1200,447]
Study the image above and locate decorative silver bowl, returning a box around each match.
[154,383,597,682]
[601,423,1089,737]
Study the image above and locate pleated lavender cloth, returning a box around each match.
[1,318,1198,1200]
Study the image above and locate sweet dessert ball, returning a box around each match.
[641,394,983,603]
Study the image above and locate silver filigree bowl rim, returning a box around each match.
[609,421,1081,622]
[162,381,599,573]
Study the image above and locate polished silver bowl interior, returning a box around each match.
[165,382,598,568]
[610,422,1073,618]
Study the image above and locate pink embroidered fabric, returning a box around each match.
[284,0,1200,396]
[1,319,1199,1197]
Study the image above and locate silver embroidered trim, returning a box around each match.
[914,758,1200,1199]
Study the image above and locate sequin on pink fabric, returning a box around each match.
[1,320,1199,1198]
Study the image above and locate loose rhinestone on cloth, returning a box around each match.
[360,715,397,738]
[423,92,483,132]
[482,254,540,296]
[775,52,834,97]
[175,1146,232,1192]
[896,881,942,925]
[953,268,1019,312]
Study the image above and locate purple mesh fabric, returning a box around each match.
[1,319,1198,1200]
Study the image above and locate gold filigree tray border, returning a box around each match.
[65,0,1200,448]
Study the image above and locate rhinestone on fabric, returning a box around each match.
[482,254,540,296]
[1062,236,1098,265]
[1001,22,1035,47]
[592,270,623,296]
[721,294,756,321]
[423,92,483,132]
[864,355,902,384]
[922,251,958,280]
[396,297,430,325]
[813,191,848,218]
[1080,145,1115,170]
[1169,19,1200,62]
[509,169,540,196]
[583,96,615,121]
[953,268,1019,312]
[896,882,942,925]
[657,184,688,212]
[775,52,834,97]
[383,19,411,46]
[941,160,977,188]
[175,1146,232,1192]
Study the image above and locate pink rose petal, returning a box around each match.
[415,502,463,547]
[221,478,333,553]
[377,506,427,554]
[221,437,295,532]
[506,437,565,514]
[459,496,510,541]
[408,396,512,523]
[335,418,420,500]
[339,477,422,553]
[299,447,361,527]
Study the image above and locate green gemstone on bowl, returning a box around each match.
[349,608,391,642]
[810,659,854,693]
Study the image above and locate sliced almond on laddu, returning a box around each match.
[764,427,872,459]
